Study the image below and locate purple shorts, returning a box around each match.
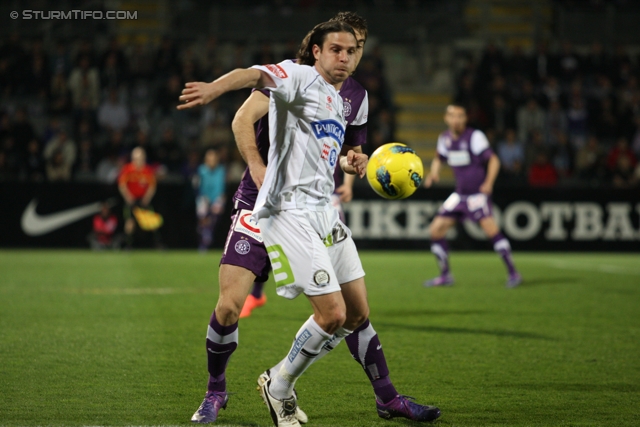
[220,208,270,283]
[437,192,494,222]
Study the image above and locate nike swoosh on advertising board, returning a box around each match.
[21,199,106,236]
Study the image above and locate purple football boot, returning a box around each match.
[377,395,441,422]
[423,274,454,287]
[191,391,229,423]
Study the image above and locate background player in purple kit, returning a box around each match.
[424,104,522,288]
[188,14,440,425]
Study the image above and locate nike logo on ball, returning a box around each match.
[21,199,109,236]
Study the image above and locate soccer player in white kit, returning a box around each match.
[179,21,440,427]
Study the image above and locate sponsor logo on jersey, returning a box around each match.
[328,148,338,167]
[311,119,345,147]
[321,143,331,160]
[233,209,263,242]
[235,239,251,255]
[265,64,288,78]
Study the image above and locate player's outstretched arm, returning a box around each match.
[177,68,275,110]
[339,144,368,178]
[480,153,500,195]
[231,91,270,189]
[424,157,441,188]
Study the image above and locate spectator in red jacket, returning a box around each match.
[528,152,558,187]
[606,137,637,171]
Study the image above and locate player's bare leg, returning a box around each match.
[192,264,255,423]
[479,217,522,288]
[240,281,267,318]
[424,216,456,287]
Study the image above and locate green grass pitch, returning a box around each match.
[0,250,638,426]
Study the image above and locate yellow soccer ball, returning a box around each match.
[366,143,424,200]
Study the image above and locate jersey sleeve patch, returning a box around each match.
[265,64,288,79]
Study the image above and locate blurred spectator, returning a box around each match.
[545,100,568,144]
[551,132,574,179]
[43,129,76,180]
[0,151,9,180]
[12,107,36,148]
[606,137,637,171]
[75,138,97,180]
[50,41,71,77]
[129,44,153,80]
[488,95,515,136]
[68,56,100,110]
[567,98,588,148]
[95,150,121,184]
[2,136,21,179]
[557,40,581,83]
[100,53,127,90]
[585,42,609,77]
[88,202,121,250]
[157,74,183,115]
[49,71,71,114]
[497,129,524,176]
[517,98,545,143]
[575,136,606,182]
[611,154,636,188]
[155,37,179,78]
[23,138,45,181]
[531,41,553,83]
[252,42,275,65]
[528,152,558,187]
[98,89,130,132]
[156,128,183,173]
[194,148,226,251]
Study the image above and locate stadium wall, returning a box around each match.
[1,182,638,251]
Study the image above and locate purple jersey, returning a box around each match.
[233,76,368,210]
[436,127,493,195]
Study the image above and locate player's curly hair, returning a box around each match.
[330,11,368,42]
[296,20,357,66]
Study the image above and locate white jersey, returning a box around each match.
[251,60,347,219]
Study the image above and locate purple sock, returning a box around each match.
[491,232,517,275]
[430,238,450,276]
[251,282,264,299]
[206,311,238,392]
[345,319,398,404]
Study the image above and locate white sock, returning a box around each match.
[271,325,352,375]
[269,315,332,400]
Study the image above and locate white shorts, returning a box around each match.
[258,208,365,299]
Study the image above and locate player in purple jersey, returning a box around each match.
[185,14,440,426]
[424,104,522,288]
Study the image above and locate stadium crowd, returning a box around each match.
[0,34,392,184]
[455,40,640,188]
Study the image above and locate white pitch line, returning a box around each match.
[544,260,640,276]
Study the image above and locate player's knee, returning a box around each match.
[215,301,241,326]
[317,309,346,334]
[345,309,368,331]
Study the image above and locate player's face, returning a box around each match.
[313,31,358,85]
[352,29,366,70]
[444,106,467,134]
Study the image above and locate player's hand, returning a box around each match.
[336,184,353,203]
[347,150,368,178]
[177,82,217,110]
[479,181,493,195]
[424,173,439,188]
[249,162,267,189]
